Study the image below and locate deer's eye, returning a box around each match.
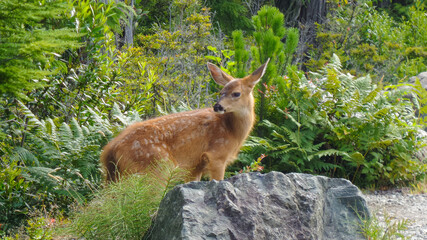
[231,92,241,98]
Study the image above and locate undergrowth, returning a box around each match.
[57,160,187,240]
[359,211,411,240]
[239,54,426,188]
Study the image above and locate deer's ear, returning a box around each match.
[245,58,270,88]
[207,62,234,86]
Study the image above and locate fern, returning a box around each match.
[241,54,426,187]
[4,102,141,221]
[10,147,40,167]
[16,100,43,129]
[70,118,84,140]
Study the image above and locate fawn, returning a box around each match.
[101,59,269,182]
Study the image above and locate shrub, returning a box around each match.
[226,6,299,136]
[26,0,135,120]
[359,211,411,240]
[306,0,427,84]
[240,54,426,187]
[60,160,187,240]
[0,101,140,234]
[137,0,218,112]
[0,158,33,233]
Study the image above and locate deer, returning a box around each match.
[100,59,269,182]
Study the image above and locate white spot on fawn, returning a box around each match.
[132,140,141,150]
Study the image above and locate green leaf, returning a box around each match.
[349,152,365,166]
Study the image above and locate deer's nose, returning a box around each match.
[214,103,224,113]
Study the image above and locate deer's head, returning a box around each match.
[207,59,269,115]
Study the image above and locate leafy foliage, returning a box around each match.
[0,0,80,99]
[26,0,136,120]
[241,54,426,187]
[0,158,33,232]
[359,211,411,240]
[1,0,426,237]
[137,0,218,111]
[205,0,253,35]
[61,160,187,240]
[228,6,300,134]
[411,78,427,127]
[0,101,139,234]
[306,0,427,84]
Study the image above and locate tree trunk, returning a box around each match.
[274,0,327,27]
[124,0,134,47]
[274,0,328,69]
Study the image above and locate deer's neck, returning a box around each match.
[223,102,255,141]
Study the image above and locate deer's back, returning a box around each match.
[105,108,240,171]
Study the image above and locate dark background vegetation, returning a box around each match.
[1,0,426,237]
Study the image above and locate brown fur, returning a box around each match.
[100,60,269,182]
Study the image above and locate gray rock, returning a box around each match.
[409,72,427,89]
[145,172,369,240]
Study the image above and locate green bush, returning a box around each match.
[26,0,135,120]
[0,101,140,234]
[225,6,299,135]
[0,0,80,99]
[306,0,427,84]
[240,54,426,187]
[138,0,218,112]
[61,160,187,240]
[0,158,33,233]
[359,211,410,240]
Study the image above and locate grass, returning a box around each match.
[359,210,412,240]
[54,159,187,240]
[410,177,427,194]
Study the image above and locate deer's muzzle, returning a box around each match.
[214,103,225,113]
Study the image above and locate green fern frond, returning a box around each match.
[309,160,342,172]
[363,81,382,104]
[70,118,84,140]
[354,75,373,97]
[261,120,283,133]
[17,100,43,129]
[276,109,301,128]
[10,147,40,167]
[128,110,142,123]
[308,149,349,161]
[372,106,392,120]
[328,53,342,71]
[81,125,90,136]
[369,138,398,150]
[21,166,61,187]
[111,102,130,126]
[44,118,58,141]
[59,122,73,146]
[87,107,110,129]
[27,132,62,161]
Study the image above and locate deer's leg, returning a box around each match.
[207,154,227,181]
[209,163,226,180]
[188,171,203,182]
[187,153,210,182]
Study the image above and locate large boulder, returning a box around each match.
[145,172,369,240]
